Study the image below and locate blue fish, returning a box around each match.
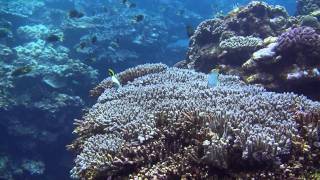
[208,69,220,88]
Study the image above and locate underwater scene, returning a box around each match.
[0,0,320,179]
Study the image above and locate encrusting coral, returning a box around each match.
[242,26,320,100]
[69,63,320,179]
[182,1,294,73]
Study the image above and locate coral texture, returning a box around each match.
[17,24,63,41]
[276,26,320,55]
[297,0,320,15]
[90,63,167,97]
[183,1,293,73]
[219,36,263,51]
[69,63,320,179]
[242,26,320,100]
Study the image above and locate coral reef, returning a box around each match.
[17,24,63,41]
[175,1,320,100]
[21,159,45,175]
[242,26,320,100]
[14,39,69,61]
[0,154,46,179]
[0,0,45,18]
[182,1,294,73]
[0,0,205,178]
[297,0,320,15]
[69,63,320,179]
[0,22,98,179]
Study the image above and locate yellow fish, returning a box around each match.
[108,69,121,88]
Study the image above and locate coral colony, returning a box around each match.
[69,63,320,179]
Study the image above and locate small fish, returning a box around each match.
[108,69,121,88]
[208,69,220,88]
[121,0,128,4]
[127,2,136,8]
[68,9,84,19]
[109,39,120,49]
[132,14,144,23]
[11,65,33,77]
[121,0,136,8]
[176,9,185,16]
[159,6,167,12]
[79,41,87,49]
[45,34,61,43]
[185,25,195,38]
[90,35,97,44]
[0,28,11,39]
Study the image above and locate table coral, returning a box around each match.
[69,63,320,179]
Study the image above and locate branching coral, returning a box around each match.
[69,63,320,179]
[219,36,263,51]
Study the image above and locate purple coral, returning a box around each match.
[276,26,320,54]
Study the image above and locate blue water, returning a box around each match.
[0,0,312,179]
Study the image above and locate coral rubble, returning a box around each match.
[69,63,320,179]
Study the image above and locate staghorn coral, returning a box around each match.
[69,63,320,179]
